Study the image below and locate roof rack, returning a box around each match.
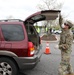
[0,19,23,22]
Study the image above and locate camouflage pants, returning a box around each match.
[58,51,73,75]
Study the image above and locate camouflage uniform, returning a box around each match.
[58,21,73,75]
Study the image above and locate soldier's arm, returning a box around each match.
[59,15,63,28]
[65,34,73,49]
[61,34,73,50]
[59,33,73,50]
[58,34,64,49]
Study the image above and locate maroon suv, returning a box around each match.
[0,10,60,75]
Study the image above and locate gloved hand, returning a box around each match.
[59,44,67,50]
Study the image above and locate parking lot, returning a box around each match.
[19,36,74,75]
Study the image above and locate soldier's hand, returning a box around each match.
[62,46,66,49]
[62,44,67,50]
[59,44,67,50]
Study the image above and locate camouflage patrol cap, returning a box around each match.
[64,20,73,28]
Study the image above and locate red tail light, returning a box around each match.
[28,42,35,57]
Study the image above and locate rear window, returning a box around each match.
[1,24,24,41]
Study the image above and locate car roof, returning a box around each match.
[0,19,23,25]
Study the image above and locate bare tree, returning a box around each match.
[37,0,63,34]
[38,0,63,10]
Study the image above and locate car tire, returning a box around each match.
[0,57,18,75]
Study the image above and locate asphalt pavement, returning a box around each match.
[19,34,74,75]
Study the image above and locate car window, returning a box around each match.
[1,24,24,41]
[25,25,35,35]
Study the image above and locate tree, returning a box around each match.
[37,0,63,34]
[37,0,63,10]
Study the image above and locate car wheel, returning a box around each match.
[0,57,18,75]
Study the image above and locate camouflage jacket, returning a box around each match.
[59,29,73,52]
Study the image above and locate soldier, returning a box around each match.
[58,15,74,75]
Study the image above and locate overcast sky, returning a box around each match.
[0,0,74,22]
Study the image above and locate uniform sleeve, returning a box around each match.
[59,15,63,28]
[59,33,73,50]
[58,34,63,49]
[65,34,73,49]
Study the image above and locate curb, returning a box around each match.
[41,40,59,43]
[40,34,59,43]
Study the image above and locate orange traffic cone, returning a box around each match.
[44,42,51,54]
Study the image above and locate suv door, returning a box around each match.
[0,28,2,47]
